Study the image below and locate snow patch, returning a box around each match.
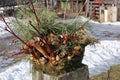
[83,40,120,76]
[0,60,32,80]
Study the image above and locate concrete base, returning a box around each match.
[32,64,89,80]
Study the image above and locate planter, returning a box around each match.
[32,64,89,80]
[31,52,84,76]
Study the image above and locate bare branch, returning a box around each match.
[11,49,28,56]
[29,0,40,25]
[0,15,30,48]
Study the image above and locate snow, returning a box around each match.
[83,40,120,76]
[0,60,32,80]
[0,17,120,79]
[0,17,14,38]
[0,20,7,37]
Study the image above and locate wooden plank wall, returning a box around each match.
[89,1,114,20]
[117,1,120,21]
[89,1,103,19]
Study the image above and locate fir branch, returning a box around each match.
[70,15,94,36]
[29,20,45,44]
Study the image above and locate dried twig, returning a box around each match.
[0,15,30,48]
[29,20,54,58]
[29,0,40,25]
[29,20,46,45]
[70,15,94,36]
[29,20,41,36]
[69,0,88,24]
[106,66,112,80]
[78,0,88,16]
[11,49,28,56]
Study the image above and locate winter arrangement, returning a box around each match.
[0,0,98,76]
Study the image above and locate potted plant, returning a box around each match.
[0,0,98,80]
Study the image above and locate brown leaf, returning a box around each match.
[33,42,50,59]
[74,46,81,51]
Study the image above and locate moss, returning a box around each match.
[32,53,84,76]
[90,64,120,80]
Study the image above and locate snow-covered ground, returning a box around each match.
[0,17,120,79]
[83,40,120,76]
[0,60,32,80]
[0,17,14,38]
[83,20,120,76]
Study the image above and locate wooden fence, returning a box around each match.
[88,1,120,21]
[117,1,120,21]
[89,1,116,20]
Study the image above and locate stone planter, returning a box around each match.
[32,64,89,80]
